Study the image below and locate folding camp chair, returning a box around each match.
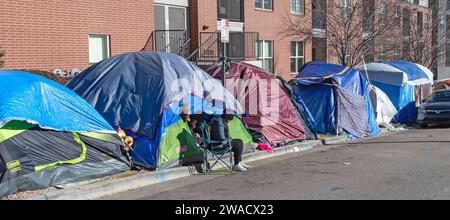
[197,120,234,174]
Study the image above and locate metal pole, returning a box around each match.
[221,42,227,113]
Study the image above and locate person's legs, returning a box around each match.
[231,139,244,165]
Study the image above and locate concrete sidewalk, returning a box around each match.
[29,139,325,200]
[27,130,407,200]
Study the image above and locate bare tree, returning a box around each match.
[399,1,444,74]
[280,0,398,67]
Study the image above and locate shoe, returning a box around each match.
[240,162,252,169]
[232,164,248,172]
[194,162,210,174]
[194,164,204,174]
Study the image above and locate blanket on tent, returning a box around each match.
[291,62,379,138]
[335,86,369,137]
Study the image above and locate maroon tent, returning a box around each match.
[208,62,306,145]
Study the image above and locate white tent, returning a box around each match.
[369,85,398,127]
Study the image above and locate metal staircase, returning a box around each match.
[143,30,259,71]
[187,32,221,70]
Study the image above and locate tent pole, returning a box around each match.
[362,55,372,85]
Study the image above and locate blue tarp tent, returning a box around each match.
[359,61,434,123]
[0,70,117,132]
[67,52,253,169]
[290,62,379,138]
[0,70,130,197]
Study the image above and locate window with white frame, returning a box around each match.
[256,0,273,10]
[89,35,110,64]
[290,41,304,73]
[290,0,304,15]
[256,40,274,73]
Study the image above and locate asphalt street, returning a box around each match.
[104,127,450,200]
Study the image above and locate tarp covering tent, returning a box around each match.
[67,52,253,169]
[434,79,450,91]
[276,76,317,140]
[369,85,398,127]
[0,70,130,197]
[290,62,379,138]
[359,61,434,123]
[208,62,313,145]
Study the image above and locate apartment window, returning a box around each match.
[256,40,274,73]
[446,15,450,40]
[363,0,374,32]
[447,15,450,66]
[380,0,387,24]
[440,15,446,30]
[446,44,450,67]
[393,45,400,59]
[290,0,304,15]
[340,0,350,21]
[425,14,430,30]
[394,5,401,26]
[417,12,423,35]
[89,35,110,64]
[345,46,351,66]
[291,41,305,73]
[256,0,273,10]
[218,0,244,22]
[379,44,385,60]
[394,5,400,17]
[447,0,450,10]
[340,0,349,7]
[403,8,411,36]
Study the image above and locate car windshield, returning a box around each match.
[428,91,450,103]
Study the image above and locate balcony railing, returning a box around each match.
[142,30,190,58]
[188,31,259,67]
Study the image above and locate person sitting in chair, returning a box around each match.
[187,114,203,146]
[209,113,250,172]
[184,113,207,173]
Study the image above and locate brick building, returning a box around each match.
[0,0,437,80]
[433,0,450,79]
[0,0,154,72]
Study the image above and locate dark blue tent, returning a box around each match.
[67,52,252,169]
[290,62,379,138]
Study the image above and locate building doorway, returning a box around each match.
[154,2,189,54]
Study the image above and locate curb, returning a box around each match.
[321,136,348,145]
[29,167,189,200]
[29,140,322,200]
